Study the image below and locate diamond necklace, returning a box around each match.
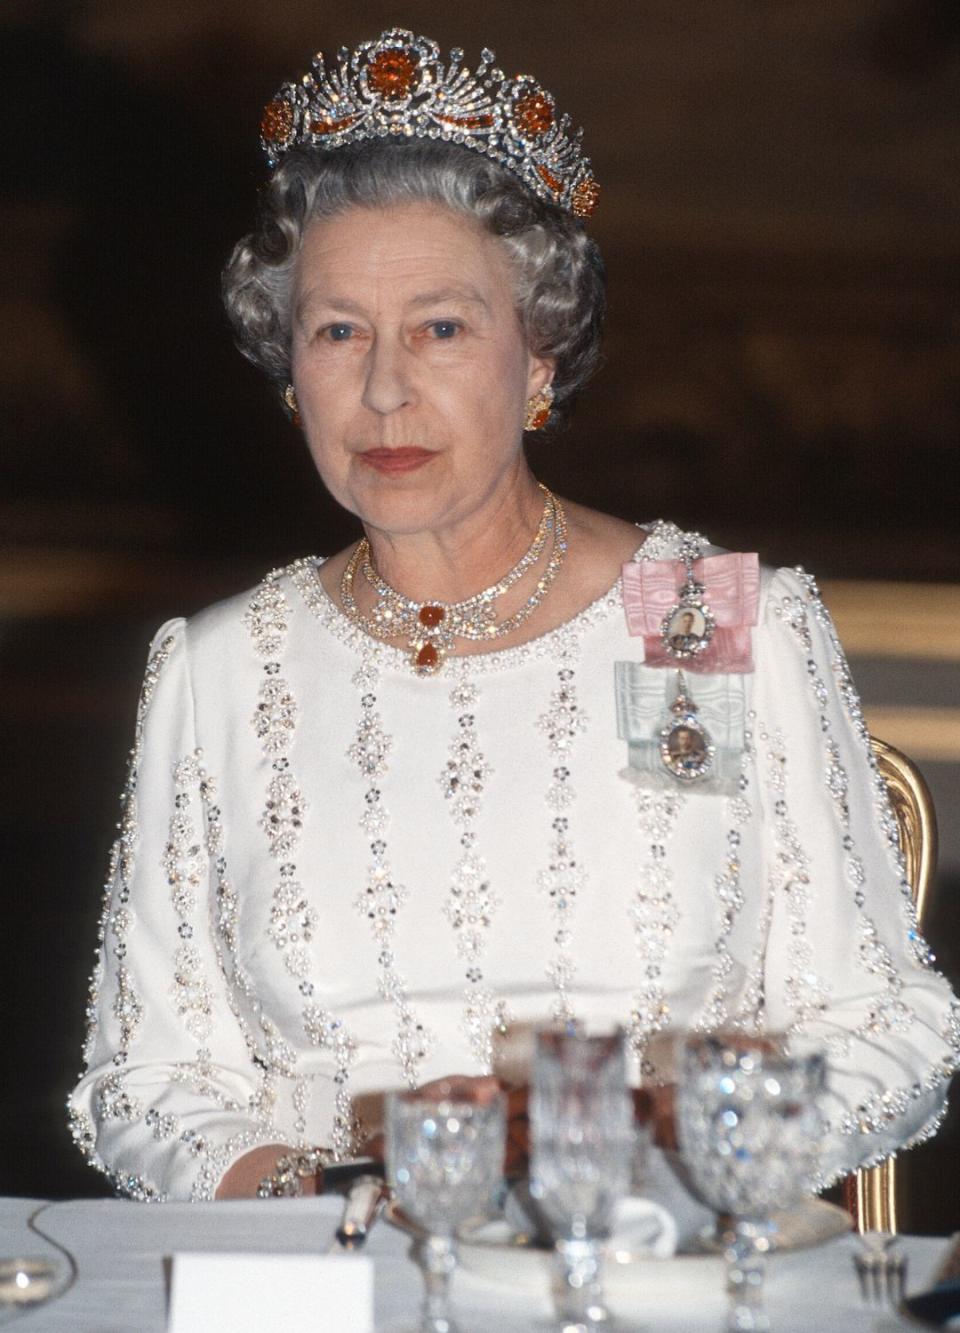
[340,484,568,675]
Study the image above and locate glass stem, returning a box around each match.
[552,1237,611,1329]
[418,1233,460,1333]
[723,1217,772,1333]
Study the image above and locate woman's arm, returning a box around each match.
[68,620,286,1201]
[751,566,959,1185]
[214,1144,305,1199]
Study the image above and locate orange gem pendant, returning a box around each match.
[341,486,567,678]
[414,641,441,673]
[418,605,445,629]
[412,606,445,674]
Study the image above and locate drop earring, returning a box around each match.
[284,383,301,427]
[524,384,554,431]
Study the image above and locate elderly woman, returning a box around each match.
[69,29,957,1206]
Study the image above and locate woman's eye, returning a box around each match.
[428,320,460,340]
[324,323,354,342]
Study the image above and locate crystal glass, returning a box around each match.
[678,1033,827,1333]
[0,1256,72,1324]
[529,1028,635,1330]
[387,1084,506,1333]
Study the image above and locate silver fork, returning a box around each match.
[853,1231,907,1307]
[334,1175,389,1251]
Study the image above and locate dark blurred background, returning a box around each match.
[2,0,958,1228]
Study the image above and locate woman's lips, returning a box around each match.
[358,447,436,475]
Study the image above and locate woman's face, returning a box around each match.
[289,201,552,538]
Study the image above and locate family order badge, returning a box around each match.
[621,545,760,787]
[660,544,717,661]
[658,671,716,782]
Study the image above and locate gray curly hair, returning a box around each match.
[222,139,605,427]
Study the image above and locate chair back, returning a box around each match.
[843,738,939,1233]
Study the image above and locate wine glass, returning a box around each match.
[677,1032,827,1333]
[529,1028,635,1330]
[0,1256,72,1324]
[386,1083,507,1333]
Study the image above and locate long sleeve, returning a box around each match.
[67,620,283,1201]
[752,566,960,1185]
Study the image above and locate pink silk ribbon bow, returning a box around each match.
[621,551,761,673]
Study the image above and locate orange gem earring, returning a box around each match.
[283,383,301,427]
[524,384,554,431]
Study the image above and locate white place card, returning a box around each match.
[168,1252,373,1332]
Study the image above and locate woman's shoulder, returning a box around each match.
[567,503,720,566]
[627,516,817,588]
[559,501,821,618]
[168,555,328,658]
[611,514,830,645]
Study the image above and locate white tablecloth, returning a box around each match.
[0,1196,947,1331]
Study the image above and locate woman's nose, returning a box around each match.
[361,336,416,415]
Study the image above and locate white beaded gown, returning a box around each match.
[68,522,960,1202]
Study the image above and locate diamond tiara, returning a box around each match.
[259,27,600,219]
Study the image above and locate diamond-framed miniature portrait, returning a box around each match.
[659,716,715,781]
[661,602,715,658]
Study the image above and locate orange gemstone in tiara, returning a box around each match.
[514,89,554,137]
[261,99,294,145]
[367,49,419,101]
[435,113,495,131]
[309,114,360,136]
[536,163,563,197]
[572,177,601,219]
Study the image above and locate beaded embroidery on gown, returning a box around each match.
[68,522,960,1201]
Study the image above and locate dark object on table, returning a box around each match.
[903,1276,960,1326]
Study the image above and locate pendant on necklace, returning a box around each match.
[339,486,568,677]
[411,604,447,674]
[659,671,715,783]
[661,546,716,662]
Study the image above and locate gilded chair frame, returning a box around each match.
[841,737,939,1234]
